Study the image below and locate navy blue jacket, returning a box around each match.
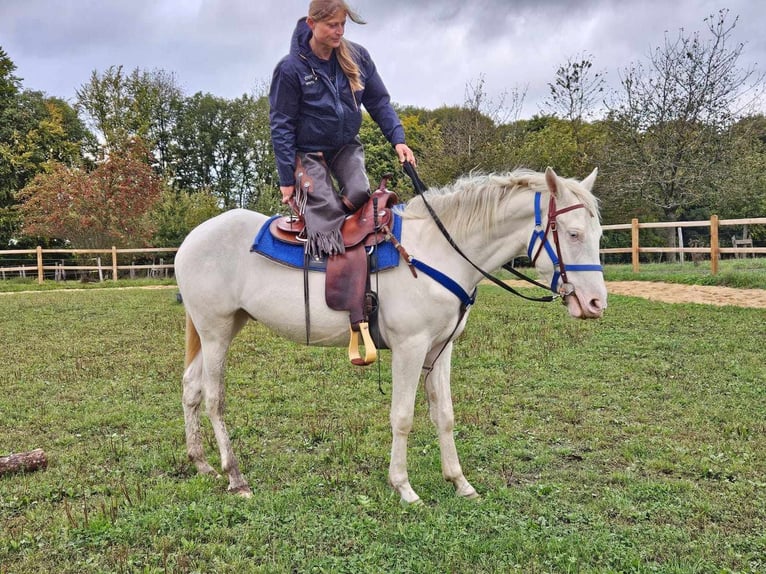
[269,18,406,187]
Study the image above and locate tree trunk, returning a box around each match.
[0,449,48,475]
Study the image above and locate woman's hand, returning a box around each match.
[395,143,416,166]
[280,185,295,204]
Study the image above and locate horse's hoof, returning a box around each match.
[228,485,253,498]
[455,482,479,500]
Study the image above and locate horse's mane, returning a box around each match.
[398,169,600,231]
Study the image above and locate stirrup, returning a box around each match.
[348,322,377,366]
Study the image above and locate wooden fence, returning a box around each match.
[0,216,763,282]
[601,216,766,273]
[0,247,177,284]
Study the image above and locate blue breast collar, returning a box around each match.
[409,257,476,308]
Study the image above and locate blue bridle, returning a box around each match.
[527,191,603,296]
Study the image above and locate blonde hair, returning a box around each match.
[309,0,366,92]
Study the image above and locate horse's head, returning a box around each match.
[529,167,607,319]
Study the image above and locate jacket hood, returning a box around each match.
[290,17,312,58]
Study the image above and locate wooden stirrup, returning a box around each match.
[348,322,377,366]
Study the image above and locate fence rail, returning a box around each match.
[601,216,766,273]
[0,216,763,282]
[0,246,178,283]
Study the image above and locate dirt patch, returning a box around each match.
[496,280,766,309]
[606,281,766,309]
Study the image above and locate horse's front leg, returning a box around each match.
[389,343,428,504]
[424,343,478,499]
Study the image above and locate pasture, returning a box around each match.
[1,285,764,573]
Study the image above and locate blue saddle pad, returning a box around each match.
[251,213,402,272]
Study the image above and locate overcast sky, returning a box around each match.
[1,0,764,119]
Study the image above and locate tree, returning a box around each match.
[17,141,163,248]
[542,53,606,124]
[171,92,277,209]
[1,48,89,246]
[149,187,222,247]
[76,65,183,169]
[605,10,764,228]
[0,46,21,109]
[714,115,766,240]
[542,53,606,168]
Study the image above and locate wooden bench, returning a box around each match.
[732,237,754,258]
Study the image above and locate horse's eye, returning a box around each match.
[569,231,581,241]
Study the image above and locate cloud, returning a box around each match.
[0,0,763,117]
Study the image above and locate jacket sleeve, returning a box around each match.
[358,48,405,147]
[269,60,301,187]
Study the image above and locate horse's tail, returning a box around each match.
[185,312,202,369]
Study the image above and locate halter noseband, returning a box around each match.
[528,191,603,297]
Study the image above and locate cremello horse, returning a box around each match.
[175,167,607,503]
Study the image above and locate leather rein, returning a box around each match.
[401,162,602,303]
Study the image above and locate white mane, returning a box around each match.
[399,169,600,234]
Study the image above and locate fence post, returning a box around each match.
[631,218,640,273]
[36,245,44,284]
[710,215,719,275]
[112,246,118,281]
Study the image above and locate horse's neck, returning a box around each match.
[408,191,533,284]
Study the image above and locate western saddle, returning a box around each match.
[269,178,399,366]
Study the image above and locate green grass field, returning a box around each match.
[1,275,764,572]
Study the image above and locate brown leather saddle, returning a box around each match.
[270,186,399,366]
[269,188,396,249]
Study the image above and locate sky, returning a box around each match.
[1,0,765,120]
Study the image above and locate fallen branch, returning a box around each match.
[0,449,48,476]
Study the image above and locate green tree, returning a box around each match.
[171,92,277,209]
[76,65,183,169]
[149,187,222,247]
[1,47,89,245]
[714,115,766,240]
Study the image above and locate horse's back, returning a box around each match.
[176,209,269,307]
[178,209,267,260]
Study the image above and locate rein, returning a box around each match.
[402,162,558,302]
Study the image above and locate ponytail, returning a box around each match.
[337,39,363,92]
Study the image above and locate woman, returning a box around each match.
[269,0,416,259]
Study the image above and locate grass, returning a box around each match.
[1,282,764,573]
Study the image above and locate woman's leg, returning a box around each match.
[330,137,370,212]
[296,151,346,258]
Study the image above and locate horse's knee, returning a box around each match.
[390,413,413,436]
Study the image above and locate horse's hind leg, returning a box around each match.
[183,351,219,478]
[183,314,219,477]
[183,311,251,496]
[423,344,478,499]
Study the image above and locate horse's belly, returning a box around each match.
[240,260,356,347]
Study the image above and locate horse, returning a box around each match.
[174,166,607,504]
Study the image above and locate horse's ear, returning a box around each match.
[545,166,560,197]
[581,168,598,192]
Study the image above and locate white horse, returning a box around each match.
[175,167,607,503]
